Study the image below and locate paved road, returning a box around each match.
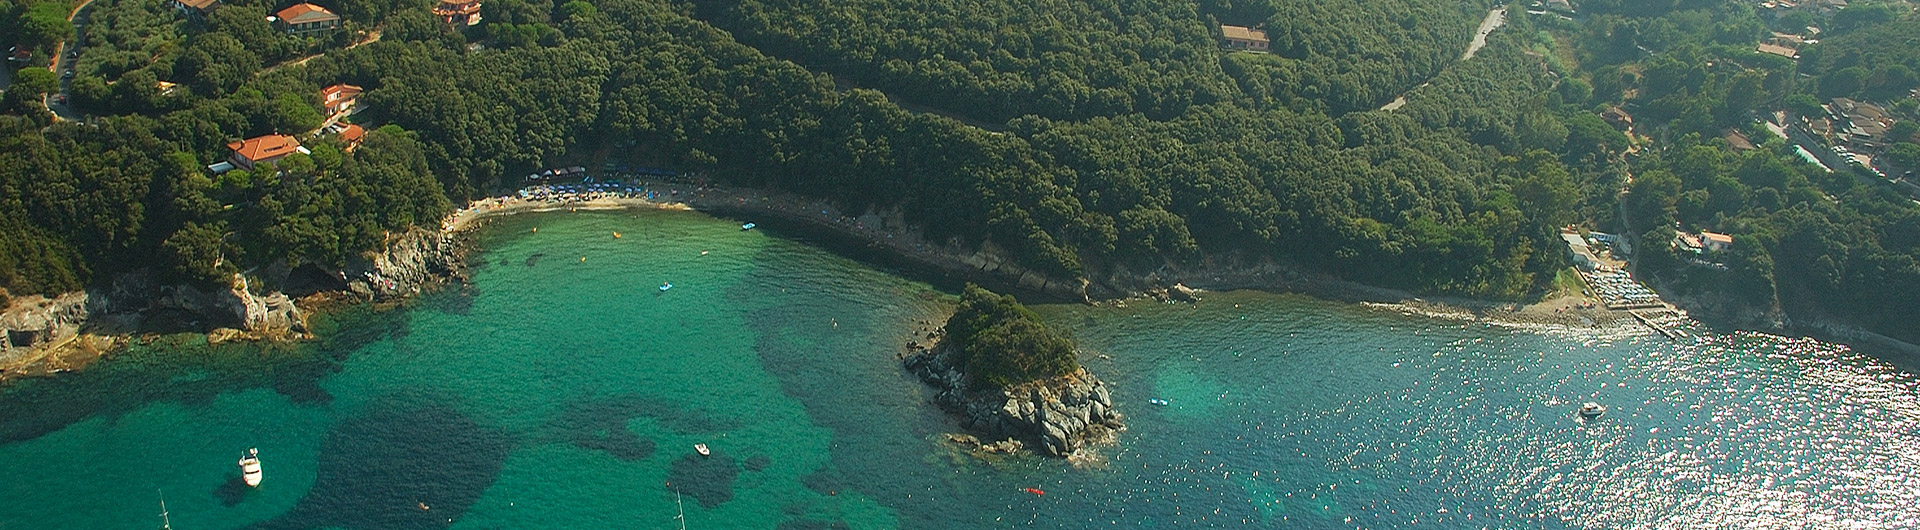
[45,0,96,120]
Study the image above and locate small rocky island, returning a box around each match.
[905,285,1122,457]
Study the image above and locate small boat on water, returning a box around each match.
[1148,398,1169,406]
[659,282,673,291]
[694,443,710,457]
[1578,402,1607,419]
[612,231,622,239]
[158,491,173,530]
[239,448,262,487]
[741,222,757,231]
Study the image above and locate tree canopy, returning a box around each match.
[943,285,1079,389]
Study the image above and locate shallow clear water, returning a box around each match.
[0,210,1915,529]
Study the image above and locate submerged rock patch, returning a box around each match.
[255,396,511,530]
[668,453,738,508]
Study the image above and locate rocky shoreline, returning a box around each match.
[0,179,1631,383]
[903,338,1123,458]
[0,228,471,381]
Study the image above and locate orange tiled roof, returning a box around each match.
[1221,25,1268,43]
[276,3,337,23]
[227,134,302,163]
[320,83,363,102]
[339,124,365,143]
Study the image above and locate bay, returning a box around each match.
[0,210,1914,529]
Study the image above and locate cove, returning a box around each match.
[0,209,1916,529]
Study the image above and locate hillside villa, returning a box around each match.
[1220,25,1269,52]
[434,0,482,26]
[320,83,362,115]
[224,134,307,171]
[273,3,339,35]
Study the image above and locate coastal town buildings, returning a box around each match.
[1219,25,1269,52]
[226,134,306,171]
[1829,97,1893,148]
[273,3,339,35]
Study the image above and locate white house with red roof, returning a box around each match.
[274,3,339,35]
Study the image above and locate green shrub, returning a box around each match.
[944,284,1078,389]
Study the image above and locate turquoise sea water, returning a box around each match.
[1,210,1917,529]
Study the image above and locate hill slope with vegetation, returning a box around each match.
[8,0,1914,347]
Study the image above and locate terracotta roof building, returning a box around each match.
[227,134,305,171]
[1756,43,1799,59]
[1700,231,1733,253]
[434,0,482,26]
[1220,25,1269,52]
[319,83,362,115]
[274,3,339,35]
[168,0,218,16]
[1600,106,1634,131]
[338,124,366,151]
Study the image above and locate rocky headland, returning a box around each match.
[0,228,469,380]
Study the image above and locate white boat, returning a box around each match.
[239,448,262,487]
[1148,398,1169,406]
[1578,402,1607,419]
[659,282,673,291]
[694,443,710,456]
[741,222,756,231]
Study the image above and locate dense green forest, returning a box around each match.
[692,0,1490,120]
[942,284,1079,389]
[5,0,1917,342]
[4,0,1600,303]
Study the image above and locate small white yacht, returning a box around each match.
[239,448,263,487]
[694,443,710,457]
[1578,402,1607,419]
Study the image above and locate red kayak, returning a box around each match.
[1024,488,1046,496]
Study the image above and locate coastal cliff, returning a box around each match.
[902,285,1122,458]
[0,227,467,378]
[344,228,469,301]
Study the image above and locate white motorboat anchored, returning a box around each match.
[694,443,710,457]
[239,448,263,487]
[1578,402,1607,419]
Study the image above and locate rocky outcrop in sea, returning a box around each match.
[904,341,1123,458]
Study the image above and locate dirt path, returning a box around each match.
[1380,8,1507,111]
[257,30,382,78]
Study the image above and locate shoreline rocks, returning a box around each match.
[1,227,470,380]
[904,340,1123,458]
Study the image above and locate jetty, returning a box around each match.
[1628,307,1689,340]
